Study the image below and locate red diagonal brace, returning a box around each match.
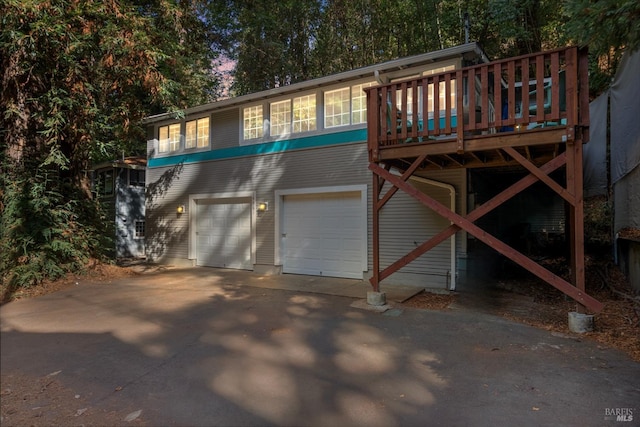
[372,153,568,283]
[370,161,602,313]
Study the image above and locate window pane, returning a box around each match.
[324,88,350,128]
[168,123,180,151]
[99,170,114,195]
[293,94,316,133]
[129,169,145,187]
[197,117,209,147]
[185,121,197,149]
[424,65,455,115]
[134,220,145,239]
[159,126,169,153]
[243,105,264,140]
[270,100,291,136]
[352,82,374,124]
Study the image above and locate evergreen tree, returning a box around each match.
[1,0,222,289]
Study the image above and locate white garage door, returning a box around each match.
[282,191,364,279]
[196,199,252,270]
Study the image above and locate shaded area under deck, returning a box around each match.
[365,46,602,313]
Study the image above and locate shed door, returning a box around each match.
[282,191,364,279]
[196,199,252,270]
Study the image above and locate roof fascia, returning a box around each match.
[143,43,486,125]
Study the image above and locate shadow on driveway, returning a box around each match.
[1,267,638,426]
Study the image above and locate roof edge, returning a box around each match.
[143,43,486,125]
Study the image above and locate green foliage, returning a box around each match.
[1,0,222,291]
[562,0,640,97]
[1,159,111,289]
[225,0,635,97]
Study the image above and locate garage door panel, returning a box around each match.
[196,200,252,270]
[282,191,364,279]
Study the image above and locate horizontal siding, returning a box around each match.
[146,142,371,265]
[146,141,466,284]
[212,110,239,149]
[369,168,465,286]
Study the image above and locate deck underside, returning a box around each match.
[366,47,601,313]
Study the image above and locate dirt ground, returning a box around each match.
[402,258,640,363]
[1,259,638,426]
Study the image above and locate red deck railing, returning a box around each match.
[365,46,589,157]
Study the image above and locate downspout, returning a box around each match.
[392,171,458,290]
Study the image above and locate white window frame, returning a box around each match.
[324,87,350,128]
[351,82,375,125]
[424,65,456,117]
[270,100,291,137]
[134,220,145,239]
[243,105,264,141]
[159,123,181,153]
[293,94,316,133]
[185,117,210,149]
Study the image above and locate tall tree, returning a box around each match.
[231,0,321,95]
[563,0,640,96]
[1,0,222,288]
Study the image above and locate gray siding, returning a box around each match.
[115,168,145,258]
[372,169,465,287]
[146,142,466,287]
[146,142,371,265]
[212,109,240,149]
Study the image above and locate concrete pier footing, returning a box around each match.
[568,311,595,333]
[367,291,387,306]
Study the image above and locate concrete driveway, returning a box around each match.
[1,267,638,426]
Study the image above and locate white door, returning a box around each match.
[196,200,252,270]
[282,191,364,279]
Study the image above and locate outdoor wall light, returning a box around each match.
[257,202,269,213]
[176,204,185,214]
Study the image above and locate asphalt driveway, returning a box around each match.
[1,267,639,426]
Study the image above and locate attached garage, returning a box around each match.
[194,197,253,270]
[277,186,367,279]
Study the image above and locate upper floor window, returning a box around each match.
[243,105,264,140]
[185,117,210,149]
[129,169,145,187]
[324,88,350,128]
[351,82,375,124]
[424,65,456,114]
[293,94,316,133]
[270,100,291,137]
[159,123,180,153]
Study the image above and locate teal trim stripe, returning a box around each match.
[148,128,367,168]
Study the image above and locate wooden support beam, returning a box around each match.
[567,139,586,312]
[443,154,464,167]
[369,161,602,313]
[370,154,567,282]
[377,128,567,161]
[371,168,381,292]
[377,154,427,209]
[468,151,484,163]
[503,146,575,205]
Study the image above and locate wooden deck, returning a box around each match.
[365,47,602,313]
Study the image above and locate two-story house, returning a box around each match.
[142,43,489,290]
